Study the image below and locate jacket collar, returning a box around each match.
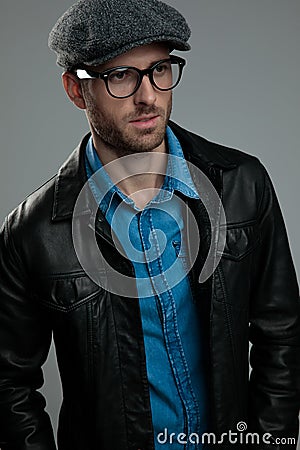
[52,133,90,221]
[169,121,237,170]
[52,122,236,221]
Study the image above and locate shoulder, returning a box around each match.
[3,135,88,242]
[169,120,262,170]
[169,121,270,223]
[3,175,57,251]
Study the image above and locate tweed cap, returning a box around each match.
[48,0,191,70]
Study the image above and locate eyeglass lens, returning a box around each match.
[107,60,181,98]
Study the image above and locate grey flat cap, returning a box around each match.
[48,0,191,69]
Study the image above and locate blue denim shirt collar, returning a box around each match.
[85,126,199,214]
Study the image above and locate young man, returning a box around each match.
[0,0,299,449]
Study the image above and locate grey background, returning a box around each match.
[0,0,299,446]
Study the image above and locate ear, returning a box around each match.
[62,71,86,110]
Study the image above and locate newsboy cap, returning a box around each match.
[48,0,191,70]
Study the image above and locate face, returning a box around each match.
[78,43,173,157]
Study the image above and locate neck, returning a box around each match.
[91,132,168,209]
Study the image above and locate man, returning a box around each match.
[0,0,299,449]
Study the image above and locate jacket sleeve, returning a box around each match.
[248,164,300,449]
[0,217,56,450]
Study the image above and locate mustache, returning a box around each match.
[126,105,165,121]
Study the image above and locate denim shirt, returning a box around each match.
[85,127,208,449]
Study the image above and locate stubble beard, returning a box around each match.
[84,94,172,157]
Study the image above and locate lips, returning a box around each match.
[130,115,159,123]
[129,115,160,129]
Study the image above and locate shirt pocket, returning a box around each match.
[172,240,190,273]
[34,273,102,313]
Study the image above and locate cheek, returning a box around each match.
[87,83,112,111]
[91,90,131,119]
[159,91,172,109]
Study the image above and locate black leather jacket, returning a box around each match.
[0,122,299,450]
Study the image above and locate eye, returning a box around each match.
[108,68,133,84]
[154,62,171,76]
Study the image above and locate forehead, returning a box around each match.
[90,43,170,70]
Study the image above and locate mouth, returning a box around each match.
[129,115,160,129]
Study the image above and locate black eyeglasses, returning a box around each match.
[74,56,186,99]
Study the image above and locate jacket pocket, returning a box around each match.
[34,272,102,313]
[221,221,260,262]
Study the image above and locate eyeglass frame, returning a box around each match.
[73,55,186,99]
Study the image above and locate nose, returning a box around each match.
[133,74,157,106]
